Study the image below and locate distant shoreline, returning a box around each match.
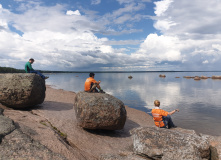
[43,70,221,73]
[1,67,221,74]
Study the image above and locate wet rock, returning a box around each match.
[211,76,221,79]
[130,127,211,160]
[0,73,46,109]
[183,76,194,79]
[194,76,201,80]
[201,76,209,79]
[74,91,127,130]
[159,74,166,78]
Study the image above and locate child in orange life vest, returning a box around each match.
[151,100,179,129]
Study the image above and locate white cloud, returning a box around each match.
[154,20,176,32]
[91,0,101,5]
[134,34,182,62]
[1,0,221,71]
[154,0,173,16]
[66,10,81,16]
[116,0,134,5]
[202,60,209,64]
[154,0,221,37]
[145,0,221,70]
[212,44,221,51]
[0,3,127,70]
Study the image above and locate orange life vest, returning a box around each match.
[151,107,168,127]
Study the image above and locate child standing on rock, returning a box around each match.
[151,100,179,129]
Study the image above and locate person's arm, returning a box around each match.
[28,62,34,71]
[168,109,179,115]
[93,79,100,84]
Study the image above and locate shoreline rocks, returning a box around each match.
[0,73,46,109]
[131,126,221,160]
[74,91,127,130]
[1,85,221,160]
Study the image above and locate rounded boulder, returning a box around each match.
[0,73,46,109]
[74,91,127,130]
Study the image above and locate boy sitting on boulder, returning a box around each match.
[25,58,49,80]
[84,72,105,93]
[151,100,179,129]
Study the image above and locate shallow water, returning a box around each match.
[45,72,221,136]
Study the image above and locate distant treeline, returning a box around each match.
[0,66,82,73]
[0,66,25,73]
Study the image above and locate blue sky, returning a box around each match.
[0,0,221,71]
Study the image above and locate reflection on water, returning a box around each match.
[45,72,221,136]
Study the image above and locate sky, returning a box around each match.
[0,0,221,71]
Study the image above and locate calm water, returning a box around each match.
[45,72,221,136]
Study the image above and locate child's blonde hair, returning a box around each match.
[154,100,160,106]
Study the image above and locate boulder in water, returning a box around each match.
[201,76,209,79]
[194,76,201,80]
[212,76,221,79]
[159,74,166,78]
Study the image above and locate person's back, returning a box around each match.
[85,77,96,91]
[152,108,168,127]
[84,73,105,93]
[151,100,179,129]
[25,60,34,73]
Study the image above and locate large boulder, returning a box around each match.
[74,91,127,130]
[0,73,46,109]
[131,127,211,160]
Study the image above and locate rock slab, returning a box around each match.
[0,73,46,109]
[0,108,66,159]
[0,108,16,142]
[131,127,211,160]
[74,91,127,130]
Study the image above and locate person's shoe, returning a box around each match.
[99,90,105,93]
[44,76,49,79]
[171,125,177,128]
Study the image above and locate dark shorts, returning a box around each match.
[90,82,99,92]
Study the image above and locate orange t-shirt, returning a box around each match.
[151,107,168,127]
[84,77,98,91]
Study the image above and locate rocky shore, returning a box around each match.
[0,76,221,159]
[0,86,156,159]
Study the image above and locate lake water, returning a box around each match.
[45,72,221,136]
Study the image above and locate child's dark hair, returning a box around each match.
[89,72,95,77]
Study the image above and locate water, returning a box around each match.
[45,72,221,136]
